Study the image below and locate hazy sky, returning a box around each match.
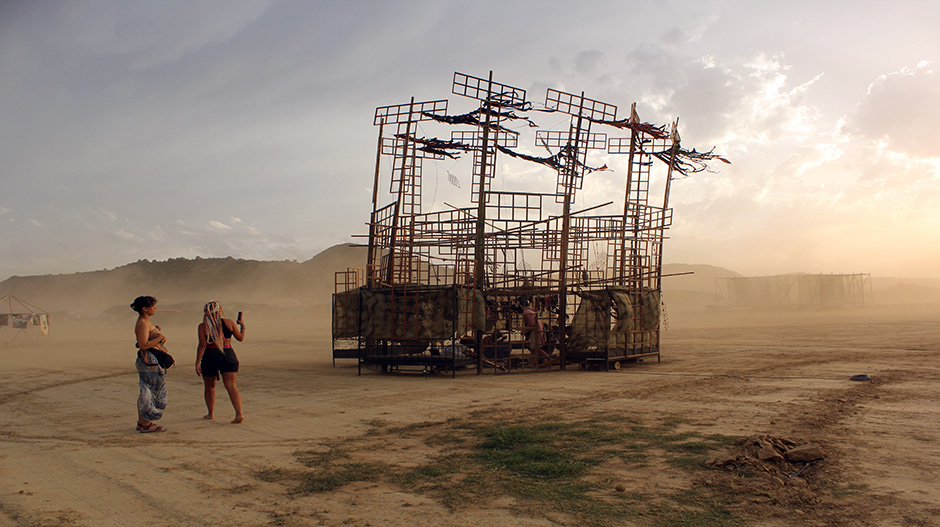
[2,0,939,280]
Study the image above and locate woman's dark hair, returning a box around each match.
[130,296,157,313]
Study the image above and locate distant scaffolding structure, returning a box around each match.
[333,71,727,375]
[0,294,50,344]
[715,273,873,308]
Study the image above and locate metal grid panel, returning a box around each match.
[387,220,418,285]
[382,136,445,159]
[374,99,448,126]
[451,130,518,148]
[535,120,606,204]
[535,130,607,150]
[453,72,526,106]
[469,148,496,204]
[545,89,617,121]
[487,192,544,222]
[389,155,422,216]
[409,209,475,243]
[335,268,364,294]
[368,203,397,286]
[607,137,632,154]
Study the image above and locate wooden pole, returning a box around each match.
[385,98,415,286]
[620,103,639,286]
[367,118,384,286]
[473,71,494,374]
[557,93,587,369]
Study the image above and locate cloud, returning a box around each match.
[208,220,232,232]
[574,50,605,76]
[51,1,275,71]
[112,229,142,243]
[843,61,940,158]
[660,16,717,46]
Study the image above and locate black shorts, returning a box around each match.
[201,347,239,378]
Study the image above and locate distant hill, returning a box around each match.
[659,263,741,311]
[0,244,368,316]
[661,263,741,293]
[871,278,940,304]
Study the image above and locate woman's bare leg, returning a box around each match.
[221,372,243,423]
[202,376,216,419]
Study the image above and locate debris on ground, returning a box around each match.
[707,434,824,480]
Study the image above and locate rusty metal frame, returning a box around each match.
[337,71,712,376]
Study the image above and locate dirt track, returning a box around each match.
[1,304,938,526]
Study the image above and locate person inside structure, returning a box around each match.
[519,295,547,363]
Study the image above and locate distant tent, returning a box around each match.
[0,294,50,344]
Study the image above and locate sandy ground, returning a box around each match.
[1,303,939,526]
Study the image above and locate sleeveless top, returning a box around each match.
[207,321,233,349]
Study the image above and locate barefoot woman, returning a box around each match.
[131,295,168,433]
[195,301,245,423]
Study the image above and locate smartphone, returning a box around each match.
[237,311,243,324]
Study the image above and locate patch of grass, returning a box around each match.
[703,434,739,447]
[647,489,741,527]
[255,467,300,483]
[426,428,469,446]
[476,424,594,479]
[294,445,349,466]
[667,440,716,455]
[295,462,386,493]
[403,463,450,481]
[259,414,748,527]
[619,451,649,464]
[667,454,710,470]
[392,455,492,510]
[648,505,742,527]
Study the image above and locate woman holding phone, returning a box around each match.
[195,301,245,423]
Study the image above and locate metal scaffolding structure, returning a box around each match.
[333,71,727,374]
[715,273,873,308]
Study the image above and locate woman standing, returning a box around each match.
[520,296,546,356]
[195,301,245,423]
[131,295,168,433]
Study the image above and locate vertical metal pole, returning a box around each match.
[367,119,384,287]
[657,121,680,289]
[557,93,586,370]
[653,121,680,362]
[473,71,494,374]
[619,103,638,286]
[386,98,415,286]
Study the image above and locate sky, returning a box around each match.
[2,0,939,280]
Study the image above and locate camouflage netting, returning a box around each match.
[337,285,656,351]
[568,288,660,351]
[636,290,660,331]
[608,287,634,334]
[334,286,484,342]
[569,290,611,350]
[332,290,360,339]
[630,289,660,346]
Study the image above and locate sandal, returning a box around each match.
[138,422,166,433]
